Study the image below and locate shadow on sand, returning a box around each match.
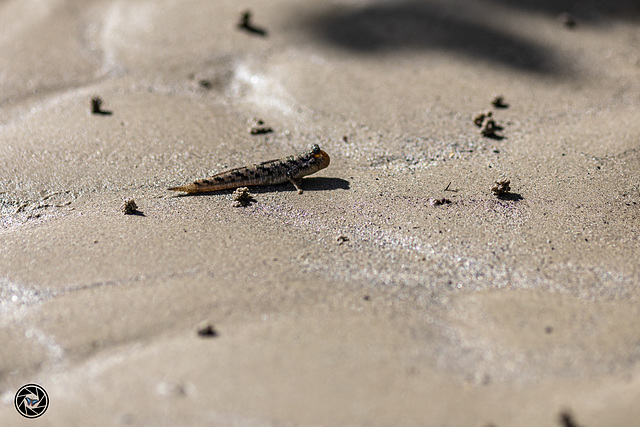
[171,177,350,197]
[303,0,639,74]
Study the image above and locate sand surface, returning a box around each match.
[1,0,640,425]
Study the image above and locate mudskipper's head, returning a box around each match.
[310,144,330,171]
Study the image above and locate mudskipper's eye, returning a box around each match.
[311,144,320,154]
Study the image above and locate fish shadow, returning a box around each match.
[171,177,350,197]
[297,177,350,192]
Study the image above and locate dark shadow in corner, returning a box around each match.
[485,0,640,22]
[170,177,350,197]
[304,0,567,74]
[497,192,523,201]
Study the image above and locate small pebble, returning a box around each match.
[237,10,267,36]
[238,10,252,28]
[559,12,576,28]
[249,118,273,135]
[429,198,451,206]
[122,199,140,215]
[559,411,581,427]
[491,179,511,196]
[232,187,255,207]
[336,235,349,244]
[491,94,508,108]
[90,95,111,115]
[90,96,103,114]
[196,322,219,337]
[480,117,499,137]
[473,111,492,127]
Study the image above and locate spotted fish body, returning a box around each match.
[168,144,330,194]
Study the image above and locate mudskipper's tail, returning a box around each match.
[168,184,198,193]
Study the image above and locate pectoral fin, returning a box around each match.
[287,177,303,194]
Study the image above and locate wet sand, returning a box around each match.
[1,0,640,425]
